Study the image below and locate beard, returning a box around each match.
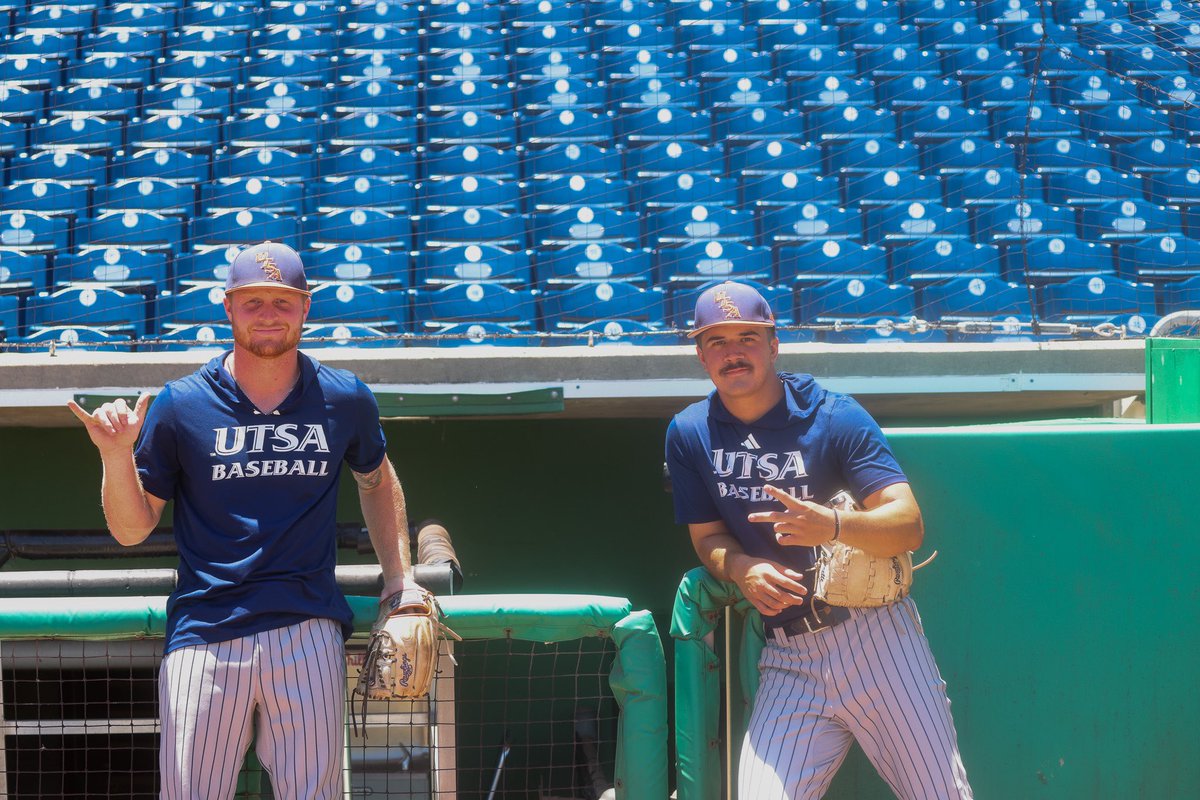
[232,322,303,358]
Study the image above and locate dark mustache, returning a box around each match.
[721,361,752,375]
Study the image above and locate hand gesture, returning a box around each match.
[748,484,837,548]
[67,393,151,455]
[730,556,808,617]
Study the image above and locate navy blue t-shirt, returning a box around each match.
[135,351,387,653]
[666,372,907,630]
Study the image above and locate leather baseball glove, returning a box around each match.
[352,585,460,736]
[813,490,927,608]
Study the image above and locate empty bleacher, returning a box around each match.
[0,0,1194,348]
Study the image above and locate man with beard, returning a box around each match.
[666,281,972,799]
[68,241,409,799]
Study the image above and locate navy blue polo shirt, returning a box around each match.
[135,351,387,653]
[666,372,907,630]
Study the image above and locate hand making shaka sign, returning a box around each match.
[67,393,152,454]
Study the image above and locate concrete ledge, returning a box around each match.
[0,339,1147,425]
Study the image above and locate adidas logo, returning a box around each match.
[740,434,761,450]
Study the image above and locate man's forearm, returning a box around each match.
[99,449,159,545]
[695,533,750,584]
[358,459,411,583]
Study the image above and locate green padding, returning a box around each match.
[0,596,167,639]
[610,610,669,800]
[669,568,766,800]
[348,593,633,641]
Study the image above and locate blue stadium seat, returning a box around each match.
[337,52,420,83]
[614,107,710,143]
[340,2,422,30]
[917,19,993,50]
[963,73,1051,109]
[507,0,587,29]
[826,0,901,24]
[305,244,410,287]
[773,45,857,77]
[529,174,632,211]
[312,176,413,214]
[97,178,194,216]
[759,203,864,244]
[113,148,209,184]
[0,117,26,155]
[1078,200,1183,241]
[15,4,94,34]
[919,277,1033,327]
[1053,0,1130,24]
[645,205,756,246]
[1082,104,1173,142]
[777,240,889,284]
[200,178,302,215]
[637,172,736,208]
[0,86,45,121]
[425,110,517,146]
[690,47,772,80]
[1158,274,1200,313]
[807,106,896,142]
[920,137,1015,173]
[756,19,838,51]
[535,244,654,286]
[1022,42,1095,79]
[0,211,70,251]
[796,277,915,323]
[421,175,522,213]
[891,239,1003,284]
[1106,44,1192,77]
[191,210,300,249]
[16,326,133,351]
[510,23,592,53]
[264,2,336,29]
[227,113,320,150]
[868,201,971,243]
[669,0,746,26]
[942,169,1046,207]
[728,139,823,174]
[413,282,540,331]
[142,83,231,117]
[712,106,805,142]
[179,3,256,31]
[426,27,507,55]
[417,245,532,285]
[1043,167,1140,205]
[0,294,18,340]
[214,148,316,182]
[143,320,235,350]
[426,0,505,30]
[81,211,181,251]
[546,318,674,345]
[875,76,962,110]
[55,248,168,290]
[541,281,667,330]
[609,77,703,110]
[943,45,1022,78]
[308,282,407,330]
[26,285,148,337]
[1142,74,1200,110]
[174,247,237,286]
[843,169,943,208]
[1144,167,1200,206]
[426,50,508,81]
[1040,274,1155,326]
[167,29,248,57]
[740,171,839,208]
[0,56,62,89]
[82,30,164,60]
[625,141,723,178]
[512,50,601,82]
[255,27,338,57]
[901,104,990,143]
[788,75,873,108]
[31,115,123,152]
[1002,236,1117,283]
[418,207,524,248]
[703,75,787,111]
[328,112,418,147]
[530,206,640,247]
[426,79,512,113]
[321,146,415,182]
[518,77,607,111]
[992,19,1070,51]
[657,240,772,284]
[1025,136,1110,172]
[840,21,919,52]
[0,250,50,293]
[155,54,242,86]
[128,115,220,151]
[524,143,620,178]
[975,201,1076,242]
[308,208,410,249]
[1057,72,1141,108]
[97,4,176,33]
[156,283,228,329]
[0,180,88,217]
[52,83,133,119]
[234,81,327,117]
[1116,234,1200,281]
[598,22,676,52]
[6,32,77,59]
[827,136,919,174]
[859,44,942,77]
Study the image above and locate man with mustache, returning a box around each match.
[68,241,410,799]
[666,281,972,799]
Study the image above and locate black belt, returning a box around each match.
[768,603,852,639]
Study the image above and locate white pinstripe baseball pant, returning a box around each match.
[158,617,346,800]
[739,597,973,800]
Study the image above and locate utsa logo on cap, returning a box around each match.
[225,241,310,295]
[689,281,775,338]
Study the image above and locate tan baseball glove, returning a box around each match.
[813,490,932,608]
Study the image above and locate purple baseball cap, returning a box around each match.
[224,241,310,295]
[689,281,776,338]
